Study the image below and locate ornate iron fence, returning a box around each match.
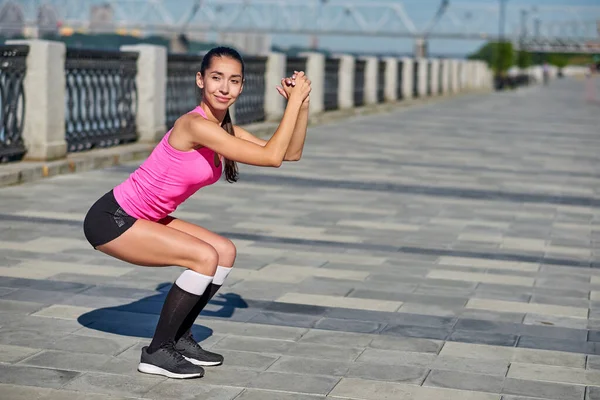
[0,45,28,163]
[427,61,432,96]
[377,60,386,103]
[324,58,339,111]
[354,59,366,106]
[234,56,266,125]
[438,61,444,94]
[413,60,419,97]
[166,54,203,129]
[286,56,307,78]
[65,49,138,152]
[397,60,404,100]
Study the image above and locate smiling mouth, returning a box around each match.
[215,96,230,102]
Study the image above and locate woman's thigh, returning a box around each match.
[97,219,219,276]
[159,216,236,267]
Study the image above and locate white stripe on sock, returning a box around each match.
[212,265,232,286]
[175,270,213,295]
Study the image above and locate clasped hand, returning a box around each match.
[276,70,311,106]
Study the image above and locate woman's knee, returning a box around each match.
[214,237,237,267]
[186,244,219,276]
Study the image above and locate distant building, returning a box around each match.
[90,3,114,33]
[0,0,24,38]
[37,4,59,37]
[218,32,272,56]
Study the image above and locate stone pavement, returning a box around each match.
[0,77,599,399]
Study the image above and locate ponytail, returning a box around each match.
[221,109,239,183]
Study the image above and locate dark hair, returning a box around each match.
[199,46,244,183]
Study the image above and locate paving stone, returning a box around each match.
[285,342,364,362]
[448,330,518,346]
[356,348,437,367]
[507,362,600,386]
[431,355,509,376]
[234,388,327,400]
[267,355,350,376]
[17,350,114,372]
[314,317,385,334]
[347,362,428,384]
[329,377,501,399]
[247,371,341,395]
[369,335,443,353]
[424,369,505,393]
[0,344,41,363]
[0,384,54,400]
[0,364,80,389]
[62,371,164,397]
[501,378,586,400]
[144,380,243,400]
[211,335,296,355]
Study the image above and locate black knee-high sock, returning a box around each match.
[175,283,221,341]
[148,270,213,353]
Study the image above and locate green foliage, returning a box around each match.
[516,50,532,69]
[468,41,514,74]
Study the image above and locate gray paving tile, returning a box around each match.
[267,355,350,376]
[247,371,340,395]
[424,369,505,392]
[62,371,164,397]
[347,362,428,384]
[143,381,242,400]
[501,378,586,400]
[234,389,326,400]
[0,364,80,389]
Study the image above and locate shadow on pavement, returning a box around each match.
[77,282,249,342]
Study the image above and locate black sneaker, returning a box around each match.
[138,342,205,379]
[175,331,224,367]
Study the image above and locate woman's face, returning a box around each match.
[197,56,244,111]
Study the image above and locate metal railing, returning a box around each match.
[413,60,419,97]
[65,48,138,152]
[286,56,307,78]
[324,58,340,111]
[0,45,28,163]
[354,59,366,107]
[427,61,432,96]
[234,56,267,125]
[166,53,203,129]
[397,60,404,100]
[377,60,387,103]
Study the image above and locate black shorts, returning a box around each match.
[83,190,137,248]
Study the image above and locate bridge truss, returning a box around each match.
[5,0,600,53]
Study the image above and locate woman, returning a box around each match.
[83,46,312,379]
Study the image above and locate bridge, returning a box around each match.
[4,0,600,56]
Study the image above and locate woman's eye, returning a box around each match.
[231,80,240,84]
[212,76,220,80]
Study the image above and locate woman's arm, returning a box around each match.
[183,74,310,167]
[233,103,307,162]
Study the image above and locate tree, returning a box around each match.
[468,41,514,75]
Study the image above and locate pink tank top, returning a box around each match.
[113,106,222,221]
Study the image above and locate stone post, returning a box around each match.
[400,57,413,100]
[384,57,398,102]
[6,39,67,161]
[362,56,378,105]
[430,59,440,95]
[264,52,286,121]
[299,52,325,114]
[335,55,355,109]
[417,58,428,97]
[120,44,167,142]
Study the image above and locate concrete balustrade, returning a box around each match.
[3,39,500,163]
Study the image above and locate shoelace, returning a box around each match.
[160,341,187,362]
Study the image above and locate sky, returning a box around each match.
[169,0,600,56]
[28,0,600,57]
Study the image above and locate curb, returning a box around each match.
[0,89,491,188]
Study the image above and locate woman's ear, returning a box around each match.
[196,72,204,89]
